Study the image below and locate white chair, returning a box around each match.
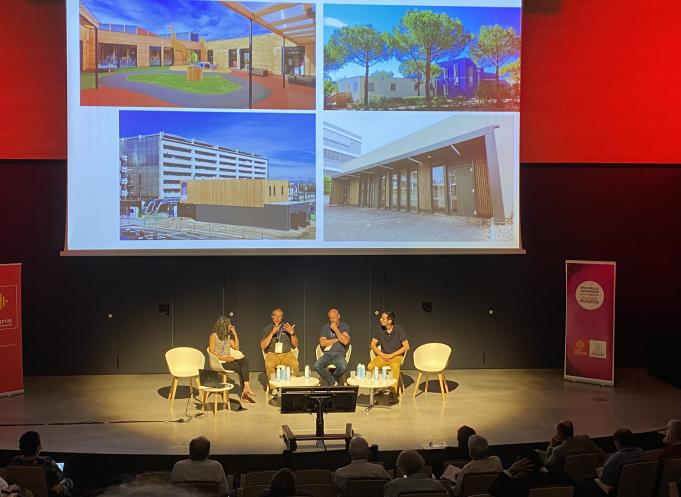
[165,347,205,407]
[262,346,299,396]
[206,347,237,382]
[413,343,452,400]
[369,345,408,397]
[315,343,352,383]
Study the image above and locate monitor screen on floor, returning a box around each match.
[66,0,522,254]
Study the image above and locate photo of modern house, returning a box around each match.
[324,4,520,111]
[119,111,316,240]
[324,113,517,244]
[80,1,316,109]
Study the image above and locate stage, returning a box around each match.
[1,369,679,455]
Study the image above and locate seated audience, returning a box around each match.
[453,435,502,496]
[576,428,644,496]
[259,469,311,497]
[10,431,74,497]
[489,448,573,497]
[660,419,681,460]
[383,450,446,497]
[170,436,229,496]
[334,437,390,492]
[543,420,604,471]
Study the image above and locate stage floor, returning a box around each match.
[1,369,679,455]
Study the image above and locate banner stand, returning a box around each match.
[564,260,616,387]
[0,263,24,397]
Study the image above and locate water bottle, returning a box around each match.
[286,366,291,380]
[373,367,379,381]
[360,364,366,379]
[382,366,387,381]
[356,363,362,378]
[276,366,282,381]
[305,365,310,378]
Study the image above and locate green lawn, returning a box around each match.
[126,73,241,94]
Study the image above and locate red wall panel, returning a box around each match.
[1,0,680,163]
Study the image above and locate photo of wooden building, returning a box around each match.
[328,117,509,224]
[179,179,311,231]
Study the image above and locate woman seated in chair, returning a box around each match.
[208,316,256,403]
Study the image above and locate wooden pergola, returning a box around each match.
[220,2,315,108]
[79,4,100,89]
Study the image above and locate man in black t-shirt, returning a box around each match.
[368,311,409,401]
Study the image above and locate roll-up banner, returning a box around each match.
[0,263,23,396]
[564,260,616,386]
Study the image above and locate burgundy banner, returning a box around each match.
[564,260,616,386]
[0,263,23,395]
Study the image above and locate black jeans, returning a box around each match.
[225,356,250,390]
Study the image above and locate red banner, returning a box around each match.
[0,263,23,396]
[564,260,616,386]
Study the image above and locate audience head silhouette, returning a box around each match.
[349,436,370,461]
[268,468,296,496]
[664,419,681,445]
[19,430,41,456]
[397,450,425,476]
[189,436,210,461]
[468,435,491,460]
[555,420,574,439]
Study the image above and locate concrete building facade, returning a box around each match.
[119,132,268,200]
[336,75,420,102]
[323,122,362,177]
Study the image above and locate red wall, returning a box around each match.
[0,0,680,163]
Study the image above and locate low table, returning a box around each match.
[268,376,320,396]
[346,376,398,411]
[198,383,235,415]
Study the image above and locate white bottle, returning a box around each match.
[305,365,310,378]
[373,367,379,381]
[286,366,291,380]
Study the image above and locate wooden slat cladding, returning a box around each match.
[329,179,345,205]
[348,178,360,206]
[418,163,432,212]
[472,150,493,218]
[182,179,287,208]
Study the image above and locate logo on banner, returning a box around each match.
[0,285,18,331]
[589,340,607,359]
[574,339,587,356]
[576,281,604,310]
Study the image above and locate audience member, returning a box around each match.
[660,420,681,460]
[334,437,390,492]
[543,420,604,471]
[489,448,573,497]
[453,435,502,496]
[259,469,311,497]
[170,436,229,496]
[10,431,73,497]
[576,428,643,496]
[457,426,477,459]
[383,450,446,497]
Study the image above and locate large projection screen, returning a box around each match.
[67,0,522,254]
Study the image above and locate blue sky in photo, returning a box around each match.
[81,0,277,39]
[324,4,521,80]
[120,111,316,180]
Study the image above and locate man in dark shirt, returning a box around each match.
[367,311,409,402]
[593,429,643,493]
[260,307,299,384]
[10,431,74,497]
[314,308,350,386]
[489,448,573,497]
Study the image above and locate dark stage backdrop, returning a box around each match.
[1,162,679,375]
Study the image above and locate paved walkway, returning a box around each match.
[324,205,515,243]
[80,87,180,107]
[230,70,315,110]
[92,69,271,108]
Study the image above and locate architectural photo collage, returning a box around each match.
[77,0,521,246]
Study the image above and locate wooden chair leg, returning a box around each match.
[443,372,449,393]
[424,374,429,394]
[438,373,446,400]
[414,372,422,398]
[169,377,178,405]
[213,393,218,416]
[224,390,230,412]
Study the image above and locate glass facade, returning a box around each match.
[99,43,137,67]
[409,170,418,210]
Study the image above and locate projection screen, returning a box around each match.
[67,0,522,254]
